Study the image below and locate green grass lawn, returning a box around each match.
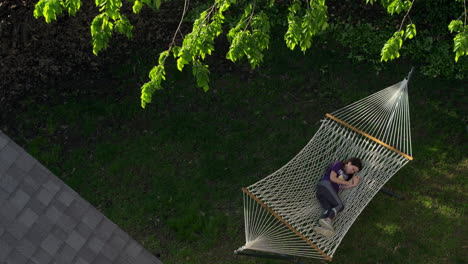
[10,36,467,264]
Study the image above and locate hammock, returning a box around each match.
[236,74,413,261]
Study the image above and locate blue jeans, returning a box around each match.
[316,180,344,219]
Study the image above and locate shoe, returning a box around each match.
[319,218,335,231]
[314,226,335,238]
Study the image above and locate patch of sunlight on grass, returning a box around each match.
[416,195,461,219]
[141,234,161,253]
[427,147,439,152]
[376,223,400,235]
[419,169,431,180]
[432,157,467,180]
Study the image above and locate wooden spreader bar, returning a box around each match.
[325,113,413,161]
[241,188,333,262]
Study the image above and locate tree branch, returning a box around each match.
[464,0,466,30]
[168,0,190,50]
[190,2,217,40]
[243,2,256,32]
[399,0,415,31]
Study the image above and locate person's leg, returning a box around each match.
[316,184,333,219]
[326,196,344,220]
[316,181,345,232]
[318,181,344,220]
[315,184,337,236]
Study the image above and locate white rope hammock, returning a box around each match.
[236,78,413,261]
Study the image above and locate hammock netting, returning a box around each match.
[237,78,413,261]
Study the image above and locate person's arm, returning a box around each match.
[330,170,352,186]
[340,175,361,190]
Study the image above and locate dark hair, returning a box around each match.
[343,157,363,173]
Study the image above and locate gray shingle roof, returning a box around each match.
[0,130,162,264]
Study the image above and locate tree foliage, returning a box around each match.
[33,0,467,108]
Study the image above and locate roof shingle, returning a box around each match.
[0,131,162,264]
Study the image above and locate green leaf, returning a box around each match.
[285,1,304,51]
[114,15,133,39]
[133,0,143,13]
[381,31,405,62]
[172,46,181,58]
[226,10,271,68]
[387,0,410,15]
[175,0,231,75]
[177,57,187,72]
[453,30,468,62]
[177,48,192,71]
[404,23,416,40]
[91,14,114,55]
[34,0,63,23]
[284,0,328,52]
[61,0,82,16]
[141,64,166,108]
[155,0,161,9]
[192,61,210,92]
[448,20,463,33]
[219,0,233,12]
[158,50,170,64]
[139,0,160,10]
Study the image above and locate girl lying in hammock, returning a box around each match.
[314,158,363,237]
